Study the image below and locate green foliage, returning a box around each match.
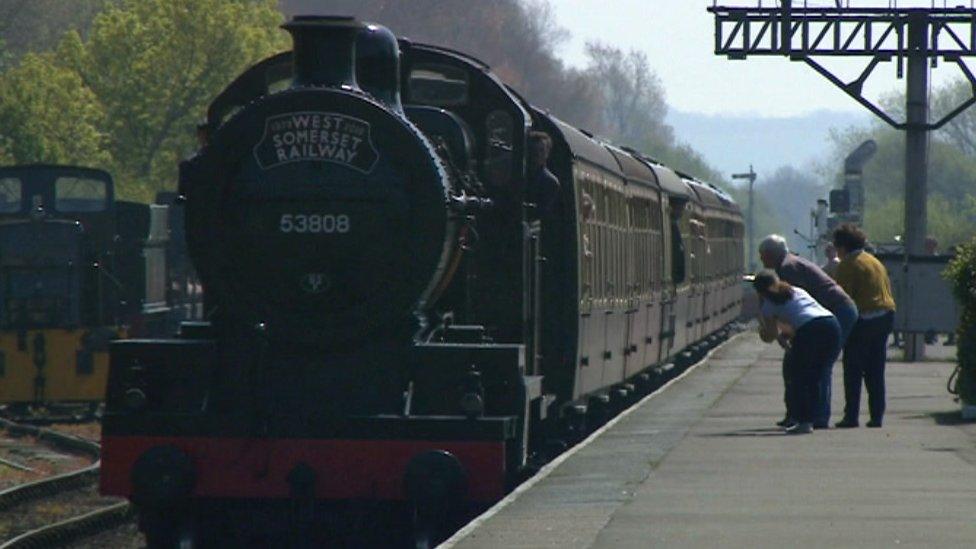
[862,197,903,243]
[0,0,110,59]
[0,51,110,167]
[584,42,671,149]
[653,142,726,187]
[944,237,976,404]
[288,1,729,187]
[0,0,286,201]
[825,91,976,249]
[68,0,287,198]
[934,78,976,158]
[0,38,9,72]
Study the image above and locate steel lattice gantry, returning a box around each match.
[711,6,976,57]
[709,3,976,359]
[709,5,976,129]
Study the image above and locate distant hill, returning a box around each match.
[667,109,871,179]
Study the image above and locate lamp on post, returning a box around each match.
[732,165,757,272]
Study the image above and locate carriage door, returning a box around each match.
[622,198,638,378]
[624,196,651,378]
[696,215,711,339]
[658,198,678,364]
[523,218,543,375]
[644,194,663,367]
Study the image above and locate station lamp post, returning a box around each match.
[732,165,757,272]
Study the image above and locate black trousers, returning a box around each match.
[842,311,894,422]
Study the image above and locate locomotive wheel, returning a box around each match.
[404,451,466,549]
[587,395,611,430]
[411,502,460,549]
[563,405,588,443]
[411,507,435,549]
[139,511,198,549]
[543,438,569,461]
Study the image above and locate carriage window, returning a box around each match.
[0,178,22,213]
[670,200,687,284]
[408,64,469,107]
[55,177,107,212]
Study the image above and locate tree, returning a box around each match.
[654,142,725,185]
[823,84,976,248]
[584,42,672,150]
[59,0,287,197]
[280,0,605,131]
[279,1,737,185]
[753,165,827,253]
[0,0,109,59]
[943,237,976,405]
[0,51,110,168]
[934,78,976,158]
[0,38,9,72]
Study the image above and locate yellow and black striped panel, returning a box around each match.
[0,327,122,404]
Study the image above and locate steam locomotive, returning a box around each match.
[0,164,198,411]
[99,16,743,547]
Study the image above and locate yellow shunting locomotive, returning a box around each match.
[0,164,192,408]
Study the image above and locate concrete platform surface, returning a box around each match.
[444,333,976,549]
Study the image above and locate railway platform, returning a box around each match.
[442,332,976,548]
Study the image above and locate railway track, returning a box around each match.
[0,404,101,427]
[0,418,100,460]
[0,418,136,549]
[0,463,99,512]
[1,502,133,549]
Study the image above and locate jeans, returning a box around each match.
[814,301,859,425]
[782,349,795,420]
[835,301,859,344]
[842,311,894,423]
[789,317,842,424]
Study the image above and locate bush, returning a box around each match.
[944,237,976,405]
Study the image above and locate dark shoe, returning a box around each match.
[776,416,796,427]
[813,422,829,430]
[866,419,882,428]
[785,422,813,435]
[835,419,858,428]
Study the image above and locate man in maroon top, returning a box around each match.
[759,235,858,428]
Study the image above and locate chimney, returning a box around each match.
[282,15,362,89]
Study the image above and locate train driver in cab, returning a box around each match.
[178,120,211,198]
[527,131,560,220]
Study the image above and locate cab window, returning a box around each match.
[55,177,107,212]
[407,63,469,107]
[0,178,22,213]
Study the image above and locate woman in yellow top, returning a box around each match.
[832,224,896,428]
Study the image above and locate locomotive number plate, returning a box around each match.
[279,214,350,234]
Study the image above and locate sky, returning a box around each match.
[550,0,970,117]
